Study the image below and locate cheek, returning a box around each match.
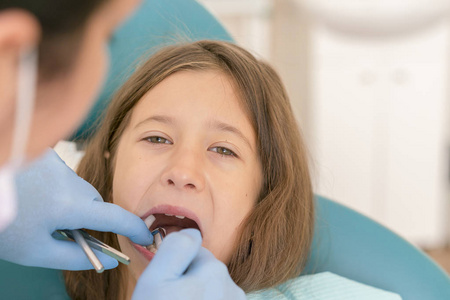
[207,188,257,263]
[26,34,108,160]
[208,212,249,264]
[57,28,109,136]
[228,163,262,214]
[209,164,262,262]
[74,38,108,116]
[112,167,139,211]
[112,151,160,212]
[112,155,134,209]
[117,235,147,283]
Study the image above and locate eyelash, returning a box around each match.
[145,136,172,144]
[209,146,238,158]
[144,136,238,158]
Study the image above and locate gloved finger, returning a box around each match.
[185,247,246,300]
[182,247,241,300]
[32,239,119,270]
[185,247,227,278]
[145,229,202,281]
[69,201,153,246]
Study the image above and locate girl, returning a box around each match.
[64,40,400,299]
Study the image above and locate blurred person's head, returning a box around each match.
[0,0,140,166]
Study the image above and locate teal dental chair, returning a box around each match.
[1,1,449,299]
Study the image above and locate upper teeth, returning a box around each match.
[145,213,187,229]
[165,213,185,219]
[144,215,156,228]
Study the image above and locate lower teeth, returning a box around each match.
[146,244,157,254]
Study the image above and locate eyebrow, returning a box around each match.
[209,120,253,151]
[134,115,174,129]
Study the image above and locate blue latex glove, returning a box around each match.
[0,148,153,270]
[132,229,246,300]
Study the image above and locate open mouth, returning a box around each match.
[146,213,201,235]
[143,213,201,254]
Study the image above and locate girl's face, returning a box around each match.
[112,70,263,282]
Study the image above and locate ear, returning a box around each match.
[0,9,40,50]
[0,9,40,164]
[0,8,40,113]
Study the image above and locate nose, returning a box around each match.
[160,147,205,192]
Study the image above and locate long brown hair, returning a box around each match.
[64,40,314,298]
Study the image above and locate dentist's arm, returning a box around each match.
[0,148,153,270]
[132,229,246,300]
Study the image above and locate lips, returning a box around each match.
[132,243,156,261]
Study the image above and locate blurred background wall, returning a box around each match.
[198,0,450,250]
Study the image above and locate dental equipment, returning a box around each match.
[71,230,104,273]
[151,227,167,249]
[54,227,166,273]
[54,229,130,273]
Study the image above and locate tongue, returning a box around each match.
[162,225,185,235]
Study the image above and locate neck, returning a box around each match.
[0,116,14,167]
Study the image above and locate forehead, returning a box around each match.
[130,70,252,128]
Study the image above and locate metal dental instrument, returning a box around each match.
[54,229,131,272]
[151,227,166,249]
[71,230,104,273]
[55,227,165,272]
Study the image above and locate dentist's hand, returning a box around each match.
[0,148,153,270]
[132,229,246,300]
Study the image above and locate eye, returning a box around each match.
[146,136,172,144]
[209,146,237,157]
